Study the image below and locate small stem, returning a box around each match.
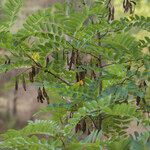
[97,32,102,95]
[66,41,99,59]
[88,115,98,129]
[44,69,72,86]
[26,54,42,68]
[26,54,72,86]
[101,58,143,68]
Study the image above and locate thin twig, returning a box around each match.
[44,69,72,86]
[119,63,144,85]
[26,54,42,68]
[101,58,143,68]
[26,54,72,86]
[67,41,99,59]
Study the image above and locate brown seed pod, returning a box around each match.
[4,59,10,64]
[35,67,40,75]
[69,50,76,70]
[7,59,10,64]
[46,57,50,68]
[143,81,147,87]
[22,75,26,91]
[66,52,69,65]
[15,77,19,91]
[91,70,96,80]
[29,72,34,82]
[42,87,50,104]
[79,71,86,81]
[136,96,140,106]
[4,60,7,64]
[108,0,115,21]
[29,66,40,83]
[76,72,80,82]
[75,123,82,133]
[81,119,86,133]
[32,66,36,76]
[123,0,136,14]
[127,65,131,71]
[4,55,11,64]
[37,87,45,103]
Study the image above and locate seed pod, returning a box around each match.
[76,72,80,82]
[15,77,19,91]
[29,72,34,82]
[22,75,26,91]
[42,87,50,104]
[108,0,115,21]
[62,50,65,60]
[37,95,40,102]
[108,6,115,21]
[87,129,91,135]
[37,87,42,97]
[91,70,96,80]
[143,81,147,87]
[46,56,50,68]
[35,67,40,75]
[127,65,131,71]
[81,119,86,133]
[136,96,140,106]
[66,53,69,65]
[79,71,86,81]
[4,55,10,64]
[4,60,7,64]
[123,0,135,14]
[37,87,45,103]
[69,50,76,70]
[32,66,36,76]
[75,123,81,133]
[7,59,10,64]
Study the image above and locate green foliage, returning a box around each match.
[0,0,150,149]
[0,0,23,30]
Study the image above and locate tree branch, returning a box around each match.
[44,69,72,86]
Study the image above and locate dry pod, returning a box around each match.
[66,52,69,65]
[4,55,11,64]
[29,72,34,82]
[108,5,114,21]
[37,87,45,103]
[108,0,115,21]
[29,66,37,82]
[46,56,50,68]
[42,87,50,104]
[136,96,140,106]
[91,70,96,80]
[29,66,39,82]
[22,75,26,91]
[123,0,136,14]
[143,81,147,87]
[32,66,36,76]
[4,60,7,64]
[69,50,76,70]
[75,123,81,133]
[81,119,86,133]
[4,59,10,64]
[15,77,19,91]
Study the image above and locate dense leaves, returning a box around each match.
[0,0,150,149]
